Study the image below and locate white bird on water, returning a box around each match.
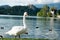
[5,12,28,38]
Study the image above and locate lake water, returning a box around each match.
[0,15,60,39]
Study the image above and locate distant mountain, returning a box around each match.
[34,3,60,10]
[0,5,11,9]
[0,5,39,16]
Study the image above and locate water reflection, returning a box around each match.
[0,16,60,39]
[45,17,58,40]
[36,17,59,39]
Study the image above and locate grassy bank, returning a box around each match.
[0,38,48,40]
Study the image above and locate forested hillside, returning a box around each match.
[0,5,39,16]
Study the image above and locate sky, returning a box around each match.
[0,0,60,6]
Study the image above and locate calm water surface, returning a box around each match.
[0,15,60,39]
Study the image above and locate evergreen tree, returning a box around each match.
[37,5,49,17]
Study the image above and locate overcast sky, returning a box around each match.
[0,0,60,6]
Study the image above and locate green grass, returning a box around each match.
[0,38,49,40]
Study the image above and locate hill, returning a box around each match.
[35,3,60,10]
[0,5,39,16]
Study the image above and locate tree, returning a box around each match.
[57,10,60,15]
[37,5,49,17]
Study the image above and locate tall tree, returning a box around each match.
[37,5,49,17]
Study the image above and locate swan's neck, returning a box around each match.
[23,15,26,28]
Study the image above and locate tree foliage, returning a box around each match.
[57,10,60,15]
[37,5,49,17]
[37,5,58,17]
[0,5,38,16]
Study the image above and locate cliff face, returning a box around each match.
[0,5,39,16]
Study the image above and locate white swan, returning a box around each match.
[50,11,54,17]
[5,12,28,38]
